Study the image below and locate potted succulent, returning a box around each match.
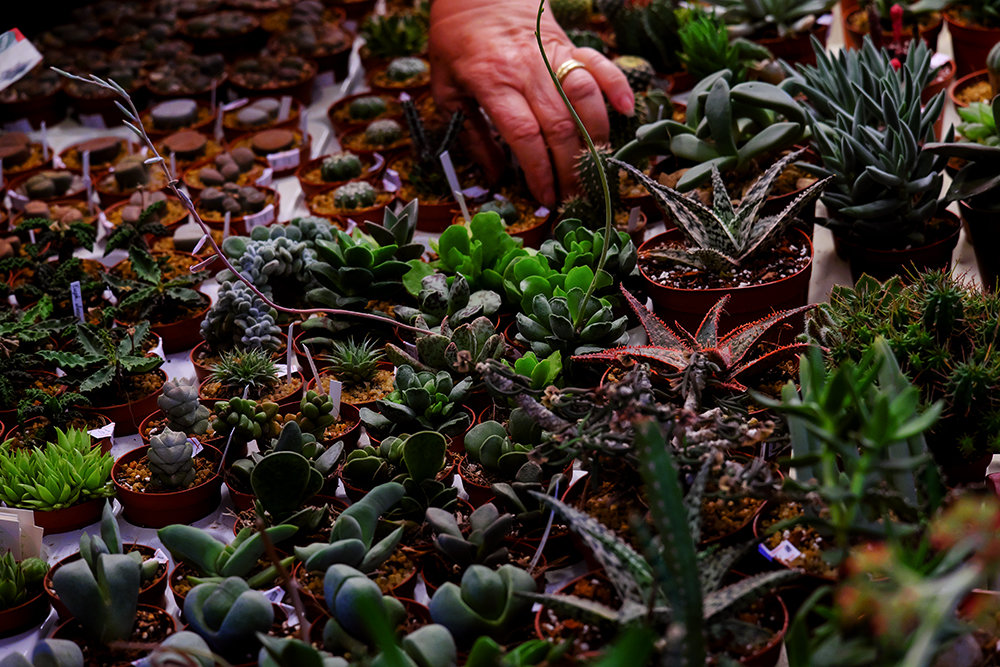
[228,53,318,104]
[0,131,51,180]
[0,428,114,532]
[182,148,266,196]
[844,0,945,51]
[327,92,406,135]
[704,0,834,63]
[221,96,303,141]
[303,337,396,408]
[306,179,396,226]
[943,0,1000,76]
[194,279,284,381]
[359,365,474,442]
[229,127,310,177]
[199,347,303,405]
[0,553,49,638]
[139,98,216,138]
[339,118,412,156]
[266,4,354,79]
[193,183,279,235]
[182,577,275,663]
[297,151,383,198]
[154,129,224,170]
[94,153,172,207]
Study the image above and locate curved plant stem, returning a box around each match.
[51,67,432,336]
[534,2,613,330]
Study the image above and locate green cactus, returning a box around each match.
[0,552,47,610]
[677,7,772,84]
[294,482,405,573]
[604,0,681,73]
[321,564,406,653]
[51,552,140,645]
[364,119,404,147]
[348,96,389,121]
[212,397,281,445]
[332,181,378,210]
[425,503,514,568]
[359,365,473,437]
[321,153,364,182]
[184,577,274,661]
[612,55,655,92]
[428,564,536,645]
[386,315,505,378]
[157,377,210,436]
[147,428,196,488]
[400,97,466,199]
[158,523,297,586]
[550,0,592,27]
[395,273,502,330]
[385,56,429,83]
[360,12,428,60]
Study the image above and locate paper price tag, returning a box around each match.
[278,602,300,628]
[87,422,115,440]
[244,203,275,229]
[758,540,802,564]
[255,167,273,188]
[534,206,550,218]
[278,95,292,122]
[328,379,342,420]
[462,185,489,200]
[267,148,300,171]
[188,437,204,457]
[79,113,107,130]
[262,586,285,604]
[0,29,42,93]
[69,280,85,321]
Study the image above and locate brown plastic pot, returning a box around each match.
[326,91,406,135]
[228,60,319,105]
[295,153,384,198]
[637,227,814,335]
[32,497,105,534]
[198,370,304,407]
[303,360,396,411]
[754,17,830,66]
[113,443,223,528]
[84,368,166,435]
[831,211,961,283]
[44,544,168,621]
[116,292,211,355]
[0,587,49,637]
[6,414,113,454]
[945,10,1000,77]
[844,9,942,51]
[950,69,990,109]
[959,199,1000,291]
[50,603,176,659]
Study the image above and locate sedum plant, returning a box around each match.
[505,350,563,391]
[147,428,196,489]
[158,523,297,587]
[428,564,536,646]
[616,149,829,272]
[0,428,113,510]
[158,377,211,436]
[184,577,274,661]
[360,365,473,437]
[0,552,47,610]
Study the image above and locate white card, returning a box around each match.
[244,203,275,229]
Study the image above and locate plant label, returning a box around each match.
[83,150,95,214]
[244,203,275,229]
[758,539,802,565]
[0,508,42,559]
[28,229,35,244]
[87,422,115,440]
[69,280,85,321]
[262,586,285,605]
[439,150,462,194]
[267,148,300,171]
[40,121,48,160]
[0,30,42,93]
[98,211,113,231]
[79,113,107,129]
[278,602,300,628]
[214,105,224,143]
[0,515,21,559]
[7,294,18,308]
[453,189,471,223]
[328,379,342,420]
[187,437,204,457]
[301,343,322,388]
[286,323,294,383]
[153,548,169,564]
[534,206,549,218]
[169,151,176,177]
[383,168,401,193]
[222,98,249,112]
[255,167,273,187]
[278,95,293,122]
[462,185,489,200]
[627,206,641,233]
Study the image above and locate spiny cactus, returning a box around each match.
[321,153,364,182]
[147,428,196,488]
[401,97,465,199]
[385,56,429,82]
[349,95,388,121]
[364,119,404,147]
[612,55,655,92]
[157,377,210,436]
[332,181,377,210]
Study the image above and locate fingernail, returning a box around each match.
[618,93,635,117]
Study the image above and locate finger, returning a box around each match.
[477,87,557,206]
[461,103,506,183]
[574,47,635,116]
[535,65,607,197]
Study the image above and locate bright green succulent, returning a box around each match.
[319,337,385,386]
[211,397,281,446]
[359,365,473,438]
[360,11,428,59]
[926,97,1000,212]
[420,211,527,296]
[677,7,773,83]
[0,552,47,610]
[506,351,563,390]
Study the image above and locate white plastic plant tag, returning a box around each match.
[88,422,115,440]
[657,104,665,121]
[4,118,32,133]
[82,148,91,185]
[98,211,113,231]
[0,29,42,93]
[255,167,273,187]
[462,185,489,199]
[247,439,258,454]
[54,367,66,378]
[69,280,85,321]
[151,336,165,360]
[187,437,204,457]
[439,150,462,195]
[152,548,169,564]
[299,107,309,138]
[315,70,335,90]
[222,98,249,112]
[244,203,275,229]
[101,289,118,306]
[52,153,66,169]
[493,193,506,202]
[79,113,106,129]
[278,602,300,628]
[40,121,48,160]
[758,540,802,564]
[6,294,17,308]
[222,210,232,238]
[262,586,285,605]
[210,79,218,112]
[130,657,152,667]
[627,206,641,233]
[278,95,292,122]
[301,343,322,387]
[214,105,224,143]
[453,190,471,223]
[534,206,550,218]
[328,379,342,420]
[267,148,300,171]
[285,323,294,383]
[27,229,35,244]
[383,168,401,193]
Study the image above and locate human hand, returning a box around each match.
[429,0,634,207]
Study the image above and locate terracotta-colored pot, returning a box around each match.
[198,370,304,407]
[944,10,1000,77]
[457,456,496,507]
[50,603,176,658]
[113,443,223,528]
[115,292,211,355]
[84,368,166,435]
[228,59,319,105]
[44,544,168,621]
[754,17,830,66]
[950,68,990,109]
[637,227,814,335]
[844,9,942,51]
[295,153,385,198]
[103,194,191,230]
[225,472,256,511]
[305,185,395,227]
[6,414,113,454]
[196,185,280,236]
[302,360,396,411]
[326,91,406,135]
[32,497,105,534]
[0,588,49,637]
[831,211,961,283]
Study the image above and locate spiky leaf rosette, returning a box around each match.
[614,150,830,272]
[323,337,384,386]
[210,348,280,398]
[575,144,622,215]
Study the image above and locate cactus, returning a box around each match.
[604,0,681,73]
[612,55,655,92]
[51,552,140,645]
[212,397,281,445]
[184,577,274,661]
[0,552,47,610]
[550,0,592,27]
[395,273,502,330]
[364,119,404,147]
[385,56,429,83]
[201,280,283,353]
[320,153,364,182]
[479,199,519,225]
[0,640,83,667]
[401,97,465,199]
[425,503,514,568]
[428,564,536,645]
[158,523,297,586]
[295,482,405,573]
[157,377,210,436]
[147,428,196,488]
[323,337,384,386]
[321,564,406,653]
[332,181,378,210]
[348,95,388,121]
[359,365,473,437]
[385,316,505,377]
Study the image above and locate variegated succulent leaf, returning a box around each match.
[620,285,690,349]
[685,456,712,545]
[702,569,800,621]
[737,175,831,262]
[717,303,816,367]
[694,295,729,349]
[732,148,806,236]
[710,167,736,229]
[697,544,748,598]
[573,345,692,372]
[517,591,642,628]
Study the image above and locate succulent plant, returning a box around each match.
[332,181,378,210]
[601,0,681,73]
[218,233,317,300]
[506,350,563,391]
[184,577,274,661]
[158,523,297,586]
[359,365,473,437]
[953,99,1000,146]
[463,410,543,479]
[321,564,406,653]
[705,0,835,37]
[360,11,428,60]
[616,150,829,273]
[201,280,283,353]
[385,56,429,82]
[80,502,159,585]
[158,377,210,436]
[295,389,338,439]
[295,482,405,573]
[426,503,514,568]
[210,347,280,399]
[348,95,389,121]
[256,634,345,667]
[0,552,47,610]
[212,397,281,445]
[364,199,424,260]
[321,153,364,182]
[364,119,404,147]
[395,273,501,330]
[989,40,1000,93]
[146,631,215,667]
[615,70,810,189]
[400,97,465,199]
[612,54,655,91]
[147,428,196,488]
[52,552,140,646]
[479,199,519,225]
[0,640,84,667]
[428,564,536,645]
[40,322,163,396]
[677,7,773,84]
[321,337,385,386]
[926,97,1000,213]
[429,211,527,295]
[386,316,505,378]
[538,218,637,281]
